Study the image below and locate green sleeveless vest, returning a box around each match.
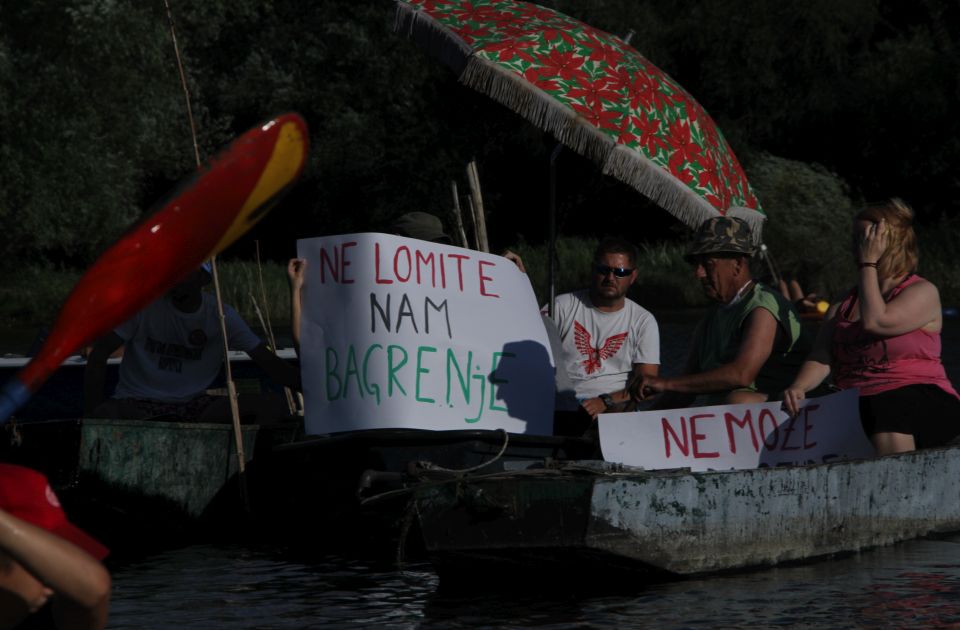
[694,282,809,400]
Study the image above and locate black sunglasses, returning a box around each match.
[594,264,634,278]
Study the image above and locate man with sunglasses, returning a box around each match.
[547,237,660,428]
[631,216,809,408]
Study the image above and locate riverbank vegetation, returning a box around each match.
[3,219,959,335]
[2,1,959,329]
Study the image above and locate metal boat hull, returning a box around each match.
[413,447,960,581]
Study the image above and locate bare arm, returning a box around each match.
[501,250,526,273]
[631,320,702,410]
[856,218,941,336]
[859,275,940,336]
[83,332,123,417]
[782,306,839,416]
[638,308,779,398]
[0,509,110,630]
[287,258,306,356]
[248,343,301,391]
[580,363,657,419]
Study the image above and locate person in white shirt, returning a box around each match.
[546,237,660,427]
[84,263,300,423]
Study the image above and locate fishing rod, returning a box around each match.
[162,0,252,509]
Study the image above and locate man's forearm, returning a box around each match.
[659,363,756,396]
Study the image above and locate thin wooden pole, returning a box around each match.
[466,160,489,253]
[163,0,201,168]
[449,181,469,248]
[465,196,480,251]
[208,258,249,492]
[461,181,480,251]
[164,0,249,512]
[547,143,563,318]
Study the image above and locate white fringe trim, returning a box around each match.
[460,59,614,165]
[603,144,720,229]
[394,2,474,75]
[394,0,758,232]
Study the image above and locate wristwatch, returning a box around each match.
[599,393,615,410]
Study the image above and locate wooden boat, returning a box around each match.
[0,348,299,421]
[0,348,304,553]
[1,348,598,559]
[1,415,299,554]
[1,342,589,558]
[409,446,960,585]
[245,428,594,558]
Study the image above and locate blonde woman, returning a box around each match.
[783,199,960,454]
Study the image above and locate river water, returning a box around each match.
[80,313,960,627]
[107,536,960,629]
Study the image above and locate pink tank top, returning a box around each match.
[832,274,959,398]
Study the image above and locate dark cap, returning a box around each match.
[390,212,452,244]
[686,216,756,260]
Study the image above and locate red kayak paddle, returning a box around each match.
[0,113,309,423]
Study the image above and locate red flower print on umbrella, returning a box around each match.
[568,77,621,111]
[572,100,620,132]
[395,0,764,230]
[486,38,537,62]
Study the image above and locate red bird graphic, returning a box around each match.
[573,321,628,374]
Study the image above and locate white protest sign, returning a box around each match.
[598,389,875,470]
[297,233,555,435]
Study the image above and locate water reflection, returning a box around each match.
[108,546,437,629]
[108,537,960,628]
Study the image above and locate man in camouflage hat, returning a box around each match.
[631,216,810,407]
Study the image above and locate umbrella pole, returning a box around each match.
[547,143,563,318]
[759,243,783,287]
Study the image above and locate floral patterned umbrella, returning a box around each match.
[394,0,764,231]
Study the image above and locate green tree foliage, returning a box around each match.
[636,0,960,220]
[0,1,211,264]
[1,0,958,275]
[745,153,858,300]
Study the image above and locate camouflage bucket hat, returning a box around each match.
[685,216,756,260]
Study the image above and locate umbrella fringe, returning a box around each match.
[461,59,612,165]
[394,2,472,75]
[604,146,719,230]
[395,0,765,238]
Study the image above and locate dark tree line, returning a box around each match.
[1,0,957,268]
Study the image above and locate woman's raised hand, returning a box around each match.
[858,219,887,265]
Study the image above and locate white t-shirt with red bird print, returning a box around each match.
[546,290,660,400]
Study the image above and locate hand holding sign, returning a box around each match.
[297,233,556,435]
[0,113,309,423]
